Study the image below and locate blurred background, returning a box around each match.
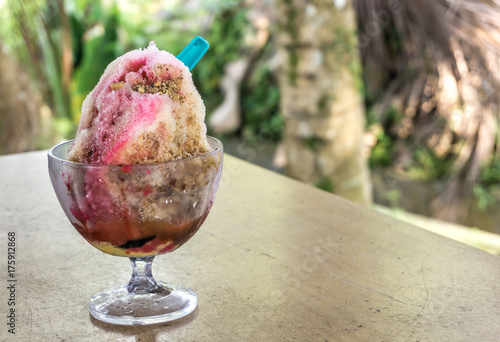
[1,0,500,252]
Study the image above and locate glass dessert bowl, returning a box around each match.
[48,137,223,325]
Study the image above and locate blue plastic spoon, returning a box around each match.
[177,36,209,70]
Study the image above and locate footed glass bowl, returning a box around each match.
[48,137,223,325]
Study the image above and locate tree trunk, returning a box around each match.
[276,0,372,205]
[0,40,43,154]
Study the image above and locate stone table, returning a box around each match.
[0,150,499,341]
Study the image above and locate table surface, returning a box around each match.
[1,150,499,342]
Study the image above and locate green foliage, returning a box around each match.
[367,107,400,167]
[369,128,394,167]
[383,189,401,207]
[70,2,122,123]
[241,62,282,143]
[72,5,121,96]
[479,157,500,186]
[317,95,329,111]
[0,0,43,66]
[53,117,75,138]
[315,176,334,193]
[368,106,451,182]
[191,5,282,143]
[193,7,249,114]
[406,145,452,182]
[473,185,497,211]
[474,157,500,210]
[302,136,322,150]
[366,107,400,167]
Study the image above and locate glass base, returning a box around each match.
[89,282,197,325]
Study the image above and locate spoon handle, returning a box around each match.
[177,36,210,71]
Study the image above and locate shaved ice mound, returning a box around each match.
[68,42,210,164]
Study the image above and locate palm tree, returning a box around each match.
[5,0,73,119]
[354,0,500,222]
[275,0,372,206]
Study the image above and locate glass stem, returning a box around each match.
[127,257,162,294]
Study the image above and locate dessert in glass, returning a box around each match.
[48,38,222,325]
